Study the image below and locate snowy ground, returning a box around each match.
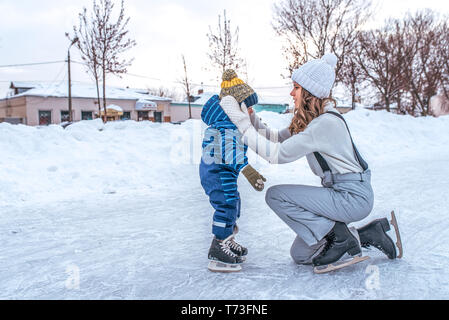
[1,110,449,299]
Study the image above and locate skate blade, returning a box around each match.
[208,260,242,273]
[313,256,370,274]
[390,211,403,259]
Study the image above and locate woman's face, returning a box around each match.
[290,82,303,109]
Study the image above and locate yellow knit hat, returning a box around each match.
[219,69,255,103]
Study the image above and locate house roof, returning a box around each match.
[190,92,217,105]
[6,81,172,102]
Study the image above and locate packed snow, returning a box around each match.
[0,109,449,299]
[7,81,171,101]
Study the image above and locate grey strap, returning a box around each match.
[314,112,369,174]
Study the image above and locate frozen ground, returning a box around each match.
[0,110,449,299]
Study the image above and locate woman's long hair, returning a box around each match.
[289,86,336,135]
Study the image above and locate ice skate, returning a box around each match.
[312,221,369,274]
[227,238,248,261]
[314,255,370,274]
[229,225,248,260]
[389,211,403,258]
[208,260,242,273]
[358,211,403,259]
[358,216,396,259]
[207,235,244,273]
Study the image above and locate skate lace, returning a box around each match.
[361,241,371,248]
[362,241,385,253]
[221,240,238,257]
[228,238,243,252]
[319,232,336,256]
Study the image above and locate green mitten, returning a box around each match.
[242,164,266,192]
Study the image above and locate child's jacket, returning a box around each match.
[200,95,248,172]
[200,95,248,204]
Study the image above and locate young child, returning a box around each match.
[199,69,266,272]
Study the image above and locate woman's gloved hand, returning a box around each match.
[221,95,252,134]
[242,164,267,191]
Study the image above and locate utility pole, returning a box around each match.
[67,37,79,123]
[182,55,192,119]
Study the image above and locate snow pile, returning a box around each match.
[0,118,186,205]
[342,110,449,163]
[1,110,449,299]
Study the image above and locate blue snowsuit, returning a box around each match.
[199,95,248,240]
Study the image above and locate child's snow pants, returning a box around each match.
[199,158,241,240]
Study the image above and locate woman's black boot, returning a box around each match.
[358,218,397,259]
[312,221,361,267]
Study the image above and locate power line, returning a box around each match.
[0,60,66,68]
[71,60,180,84]
[1,59,291,91]
[39,62,68,97]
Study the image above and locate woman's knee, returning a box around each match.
[290,237,315,265]
[290,248,311,265]
[265,185,283,208]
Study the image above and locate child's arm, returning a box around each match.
[242,104,291,143]
[249,112,292,143]
[241,164,266,192]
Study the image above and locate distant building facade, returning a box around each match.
[0,82,172,126]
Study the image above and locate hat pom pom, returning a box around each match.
[222,69,238,81]
[322,53,337,69]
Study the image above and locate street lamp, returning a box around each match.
[67,37,79,123]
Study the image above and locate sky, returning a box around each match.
[0,0,448,100]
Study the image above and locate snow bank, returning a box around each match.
[1,110,448,207]
[0,119,182,205]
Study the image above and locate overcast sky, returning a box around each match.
[1,0,448,98]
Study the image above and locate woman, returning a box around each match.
[220,53,397,270]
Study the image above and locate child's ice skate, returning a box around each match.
[228,238,248,261]
[228,225,248,260]
[208,235,244,273]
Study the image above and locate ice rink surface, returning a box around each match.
[1,109,448,299]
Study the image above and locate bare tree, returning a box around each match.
[180,55,193,119]
[66,7,102,119]
[388,19,417,115]
[207,10,245,78]
[440,19,449,101]
[275,3,448,117]
[68,0,135,122]
[146,86,180,101]
[95,0,136,122]
[355,19,415,113]
[273,0,374,78]
[339,44,363,109]
[405,11,448,116]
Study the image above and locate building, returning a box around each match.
[169,90,289,123]
[0,81,172,125]
[168,90,212,123]
[252,97,289,114]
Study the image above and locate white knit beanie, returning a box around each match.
[291,53,337,99]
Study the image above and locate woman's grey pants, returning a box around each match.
[265,170,374,265]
